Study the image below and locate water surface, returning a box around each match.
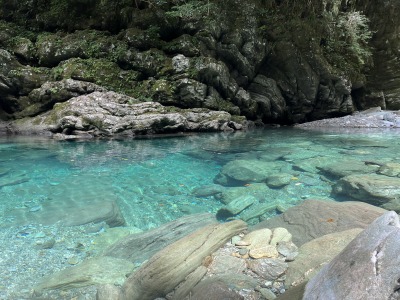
[1,127,400,299]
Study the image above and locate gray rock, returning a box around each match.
[10,91,247,137]
[17,79,106,118]
[266,173,293,188]
[96,284,122,300]
[259,288,277,300]
[248,258,288,281]
[218,159,276,184]
[10,200,126,227]
[172,54,190,73]
[121,220,247,300]
[333,174,400,210]
[252,199,386,246]
[34,256,134,292]
[103,213,217,264]
[304,211,400,300]
[276,241,298,261]
[216,184,270,204]
[190,279,244,300]
[217,195,257,218]
[191,184,225,197]
[248,75,286,121]
[285,228,362,287]
[378,162,400,177]
[208,254,247,275]
[317,159,379,178]
[240,202,279,222]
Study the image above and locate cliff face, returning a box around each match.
[0,0,397,128]
[355,0,400,110]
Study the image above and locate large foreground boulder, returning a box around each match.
[304,211,400,300]
[121,220,247,300]
[251,199,386,246]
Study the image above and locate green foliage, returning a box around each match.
[324,11,373,66]
[165,0,213,21]
[259,0,373,78]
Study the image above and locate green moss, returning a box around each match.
[53,57,140,96]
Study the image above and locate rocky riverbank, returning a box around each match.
[296,107,400,129]
[3,199,394,300]
[2,0,400,131]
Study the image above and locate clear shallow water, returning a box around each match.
[1,128,400,229]
[1,127,400,298]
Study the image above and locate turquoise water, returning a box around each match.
[1,127,400,230]
[1,127,400,299]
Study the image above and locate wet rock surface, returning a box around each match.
[252,199,386,246]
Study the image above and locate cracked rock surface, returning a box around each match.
[303,211,400,300]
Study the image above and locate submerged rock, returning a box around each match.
[317,159,379,178]
[216,159,284,184]
[333,174,400,210]
[34,256,134,292]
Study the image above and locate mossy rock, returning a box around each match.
[120,26,164,50]
[118,48,172,78]
[54,58,140,96]
[36,29,128,67]
[162,34,200,57]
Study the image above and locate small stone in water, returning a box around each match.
[35,232,46,238]
[67,256,79,265]
[29,205,41,212]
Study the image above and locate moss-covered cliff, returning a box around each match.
[0,0,395,126]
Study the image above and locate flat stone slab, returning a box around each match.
[10,200,126,227]
[251,199,386,246]
[34,256,134,293]
[317,159,379,178]
[103,213,217,264]
[217,195,257,218]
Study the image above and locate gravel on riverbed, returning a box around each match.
[0,221,107,299]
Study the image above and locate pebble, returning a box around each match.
[35,232,46,238]
[29,205,42,212]
[259,288,277,300]
[249,245,279,259]
[238,248,248,256]
[67,256,80,265]
[235,240,251,247]
[231,235,241,245]
[40,238,56,249]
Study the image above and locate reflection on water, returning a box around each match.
[1,127,400,298]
